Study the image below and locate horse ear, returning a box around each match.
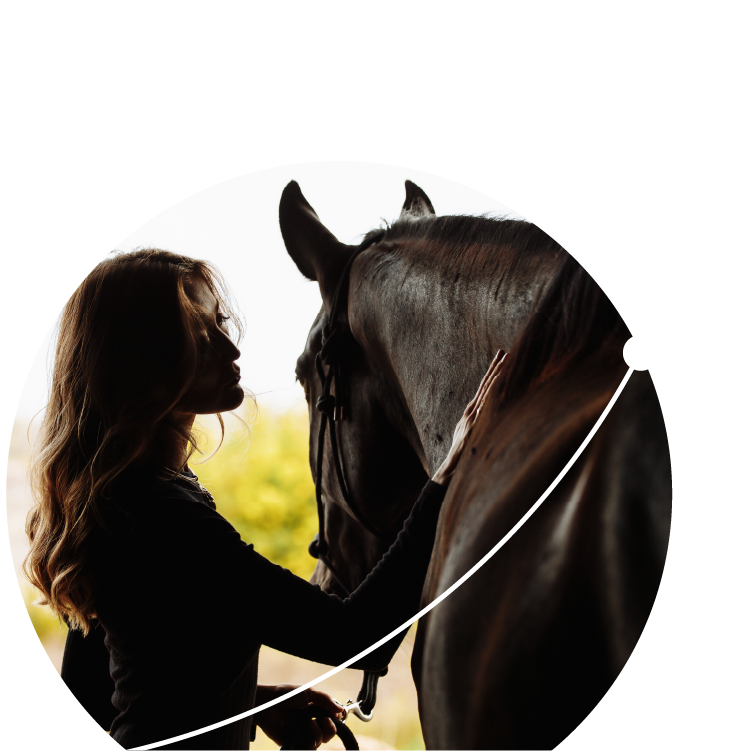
[279,181,354,307]
[399,180,436,221]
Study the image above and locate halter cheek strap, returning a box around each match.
[310,231,389,591]
[307,230,392,729]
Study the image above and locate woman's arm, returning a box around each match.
[237,479,447,670]
[222,351,507,669]
[164,350,505,671]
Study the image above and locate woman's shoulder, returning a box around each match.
[108,465,206,504]
[92,467,249,591]
[99,465,229,541]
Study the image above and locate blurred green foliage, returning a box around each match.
[194,405,319,580]
[22,583,68,644]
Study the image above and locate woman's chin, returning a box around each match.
[224,383,246,412]
[181,383,247,416]
[213,382,246,414]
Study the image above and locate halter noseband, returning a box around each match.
[309,230,389,594]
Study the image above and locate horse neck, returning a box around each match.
[352,237,564,475]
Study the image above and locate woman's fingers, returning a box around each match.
[467,351,500,408]
[298,690,342,747]
[466,350,506,414]
[305,689,344,719]
[474,360,505,417]
[465,352,498,411]
[308,719,323,748]
[483,350,507,390]
[317,717,338,744]
[475,352,507,407]
[432,350,508,486]
[467,351,506,422]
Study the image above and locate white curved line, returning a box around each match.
[132,367,634,750]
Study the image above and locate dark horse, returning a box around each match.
[279,180,671,749]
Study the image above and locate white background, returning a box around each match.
[1,2,749,751]
[14,165,521,423]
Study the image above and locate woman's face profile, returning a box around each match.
[176,276,244,416]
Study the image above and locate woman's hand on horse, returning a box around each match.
[254,683,343,749]
[432,350,507,486]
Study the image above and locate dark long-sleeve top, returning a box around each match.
[61,468,446,750]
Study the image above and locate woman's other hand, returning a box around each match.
[432,350,507,486]
[254,683,344,749]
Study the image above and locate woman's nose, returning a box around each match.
[214,329,241,361]
[223,334,241,362]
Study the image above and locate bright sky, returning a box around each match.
[16,163,519,423]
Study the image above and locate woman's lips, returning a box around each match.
[225,371,241,386]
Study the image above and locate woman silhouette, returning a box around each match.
[24,248,502,750]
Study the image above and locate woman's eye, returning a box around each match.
[217,313,230,329]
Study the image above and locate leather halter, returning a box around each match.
[306,232,390,724]
[308,230,389,594]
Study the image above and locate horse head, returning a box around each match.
[279,180,565,595]
[280,181,436,595]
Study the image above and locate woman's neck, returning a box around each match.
[158,411,197,472]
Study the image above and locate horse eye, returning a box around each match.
[295,374,311,401]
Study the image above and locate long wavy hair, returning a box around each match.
[23,248,245,634]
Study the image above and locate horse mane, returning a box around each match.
[492,253,631,411]
[365,215,564,279]
[364,213,628,407]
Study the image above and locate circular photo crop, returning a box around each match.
[8,163,671,751]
